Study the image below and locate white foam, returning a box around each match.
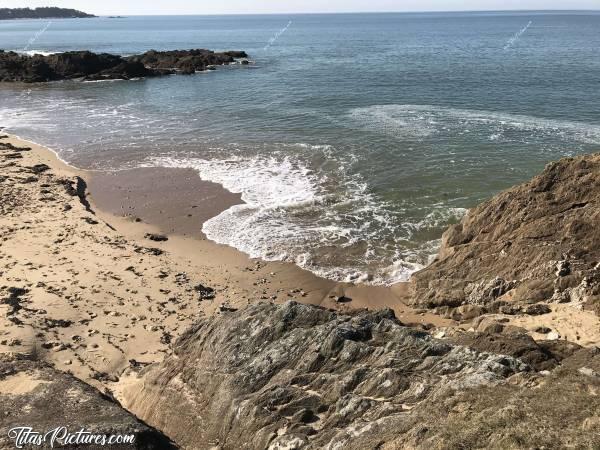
[349,104,600,144]
[144,147,436,286]
[14,50,58,57]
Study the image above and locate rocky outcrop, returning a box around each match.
[123,301,600,449]
[0,48,249,82]
[0,355,176,449]
[124,301,534,449]
[0,7,94,20]
[129,49,247,75]
[411,153,600,319]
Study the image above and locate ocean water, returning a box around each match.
[1,11,600,284]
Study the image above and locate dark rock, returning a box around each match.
[145,233,168,242]
[218,304,238,313]
[0,355,176,449]
[128,49,245,74]
[194,283,215,300]
[223,51,248,58]
[556,260,571,277]
[448,330,579,372]
[0,48,249,83]
[523,303,552,316]
[160,332,173,345]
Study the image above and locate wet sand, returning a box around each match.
[88,167,242,238]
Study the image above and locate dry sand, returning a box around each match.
[0,133,450,395]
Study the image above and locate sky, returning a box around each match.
[3,0,599,15]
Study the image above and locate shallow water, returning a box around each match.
[1,11,599,284]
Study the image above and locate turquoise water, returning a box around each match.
[1,12,600,283]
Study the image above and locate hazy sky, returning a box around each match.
[4,0,599,15]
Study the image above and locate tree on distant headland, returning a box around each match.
[0,7,95,20]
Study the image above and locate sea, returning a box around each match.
[1,11,599,284]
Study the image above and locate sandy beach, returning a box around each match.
[0,133,452,395]
[2,130,600,449]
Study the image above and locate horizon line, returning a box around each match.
[90,9,600,17]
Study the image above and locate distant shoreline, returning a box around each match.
[2,10,599,20]
[0,7,94,21]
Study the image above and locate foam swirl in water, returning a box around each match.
[146,145,455,285]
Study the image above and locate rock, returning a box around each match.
[466,277,516,306]
[534,326,552,334]
[129,49,245,74]
[498,304,521,315]
[218,303,238,313]
[145,233,168,242]
[448,330,579,372]
[223,51,248,58]
[547,331,561,341]
[454,304,485,321]
[523,303,551,316]
[124,302,528,449]
[194,283,215,300]
[411,153,600,317]
[0,48,249,83]
[556,260,571,277]
[0,355,176,449]
[335,295,352,303]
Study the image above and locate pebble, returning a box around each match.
[546,331,561,341]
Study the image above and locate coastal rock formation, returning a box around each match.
[124,301,526,449]
[411,153,600,319]
[123,301,600,449]
[129,49,248,75]
[0,7,94,20]
[0,49,249,82]
[0,355,175,449]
